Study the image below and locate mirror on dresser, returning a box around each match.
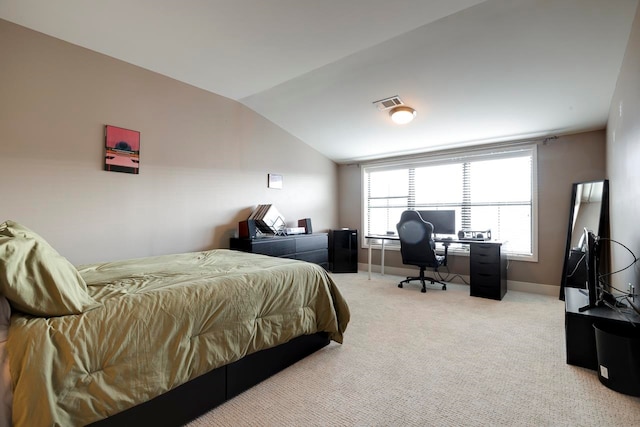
[559,179,609,300]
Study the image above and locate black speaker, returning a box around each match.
[298,218,312,234]
[239,219,258,239]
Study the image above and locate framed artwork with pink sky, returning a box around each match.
[104,125,140,174]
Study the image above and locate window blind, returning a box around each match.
[362,145,537,260]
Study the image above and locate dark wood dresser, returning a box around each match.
[230,233,328,269]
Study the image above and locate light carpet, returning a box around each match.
[187,272,640,426]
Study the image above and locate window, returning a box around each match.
[362,145,537,260]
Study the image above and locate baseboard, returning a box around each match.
[357,263,559,297]
[507,280,559,296]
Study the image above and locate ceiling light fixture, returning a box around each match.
[389,106,417,125]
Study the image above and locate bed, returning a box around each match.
[0,221,350,426]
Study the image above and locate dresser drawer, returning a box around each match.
[296,234,328,252]
[296,249,328,264]
[251,239,295,257]
[230,234,328,268]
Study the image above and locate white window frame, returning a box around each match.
[361,144,538,262]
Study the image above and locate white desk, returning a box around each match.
[364,234,399,279]
[365,234,456,279]
[364,234,507,299]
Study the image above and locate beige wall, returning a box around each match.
[3,12,633,289]
[0,19,338,265]
[338,130,607,289]
[607,3,640,292]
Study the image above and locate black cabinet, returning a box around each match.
[229,234,328,269]
[469,242,507,300]
[330,229,358,273]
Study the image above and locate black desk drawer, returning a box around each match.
[471,244,500,259]
[471,271,501,286]
[471,284,501,299]
[470,260,499,276]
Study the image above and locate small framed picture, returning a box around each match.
[268,173,283,189]
[104,125,140,174]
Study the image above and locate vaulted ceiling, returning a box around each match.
[1,0,637,163]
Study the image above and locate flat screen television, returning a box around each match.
[579,228,600,312]
[417,210,456,236]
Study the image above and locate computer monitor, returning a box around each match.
[417,210,456,236]
[579,228,601,312]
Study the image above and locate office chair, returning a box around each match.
[396,210,448,293]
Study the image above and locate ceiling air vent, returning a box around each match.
[373,96,403,111]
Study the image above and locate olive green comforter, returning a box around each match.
[7,249,350,426]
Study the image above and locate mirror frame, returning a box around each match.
[559,179,609,300]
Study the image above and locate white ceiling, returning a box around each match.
[1,0,637,163]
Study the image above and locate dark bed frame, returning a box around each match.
[89,332,330,427]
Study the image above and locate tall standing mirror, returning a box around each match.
[559,179,609,300]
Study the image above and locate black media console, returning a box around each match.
[565,287,640,370]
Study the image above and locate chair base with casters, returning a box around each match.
[398,266,447,293]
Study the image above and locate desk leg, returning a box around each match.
[381,239,385,275]
[367,241,372,280]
